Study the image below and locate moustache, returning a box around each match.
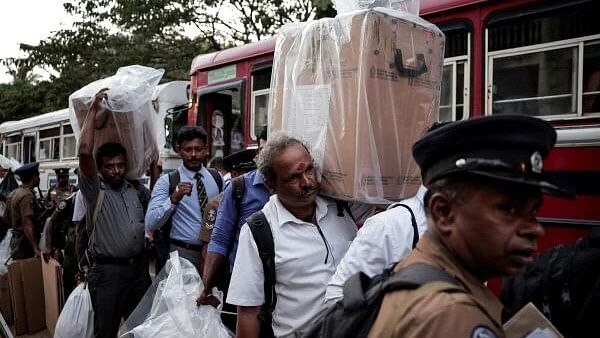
[299,187,318,198]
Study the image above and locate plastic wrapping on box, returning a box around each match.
[269,7,444,203]
[119,251,232,338]
[68,65,164,179]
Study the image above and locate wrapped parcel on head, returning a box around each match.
[269,7,444,203]
[68,65,164,179]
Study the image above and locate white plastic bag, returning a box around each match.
[332,0,420,15]
[120,251,232,338]
[54,283,95,338]
[0,231,12,275]
[68,65,163,179]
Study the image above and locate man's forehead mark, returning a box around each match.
[296,162,306,171]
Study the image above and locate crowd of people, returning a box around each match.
[1,88,574,338]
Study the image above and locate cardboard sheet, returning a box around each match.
[504,303,564,338]
[7,257,46,335]
[42,258,63,335]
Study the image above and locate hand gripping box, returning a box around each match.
[270,8,444,203]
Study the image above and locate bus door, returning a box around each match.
[197,81,245,158]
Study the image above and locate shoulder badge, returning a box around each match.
[57,200,67,211]
[205,208,218,229]
[471,325,498,338]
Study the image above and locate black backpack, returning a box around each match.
[501,229,600,338]
[302,263,462,338]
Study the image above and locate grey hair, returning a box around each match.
[257,132,310,184]
[424,176,469,216]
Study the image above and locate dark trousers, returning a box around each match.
[88,259,151,338]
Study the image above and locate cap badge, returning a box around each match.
[455,158,467,168]
[530,151,543,174]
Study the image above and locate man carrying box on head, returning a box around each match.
[78,88,152,338]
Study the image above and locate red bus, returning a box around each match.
[186,0,600,247]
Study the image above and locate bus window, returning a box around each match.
[487,1,600,118]
[439,26,470,122]
[251,66,271,139]
[62,124,77,159]
[164,104,189,150]
[39,127,60,161]
[5,135,22,162]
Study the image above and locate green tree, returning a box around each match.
[0,0,336,122]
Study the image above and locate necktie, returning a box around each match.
[195,172,208,214]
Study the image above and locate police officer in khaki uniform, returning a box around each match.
[199,148,257,331]
[46,168,76,206]
[199,148,258,260]
[368,115,573,338]
[4,162,42,259]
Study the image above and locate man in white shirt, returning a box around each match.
[226,133,357,338]
[325,185,428,301]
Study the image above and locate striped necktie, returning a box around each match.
[195,172,208,214]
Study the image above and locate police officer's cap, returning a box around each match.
[54,168,69,176]
[14,162,40,177]
[223,149,257,172]
[413,114,572,197]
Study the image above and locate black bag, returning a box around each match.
[301,263,460,338]
[501,230,600,338]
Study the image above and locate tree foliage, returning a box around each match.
[0,0,335,123]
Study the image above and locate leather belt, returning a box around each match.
[170,239,202,252]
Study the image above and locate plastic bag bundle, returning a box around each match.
[0,232,12,275]
[269,2,444,203]
[0,154,21,172]
[68,65,164,179]
[119,251,232,338]
[54,283,95,338]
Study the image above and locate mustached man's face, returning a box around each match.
[99,154,127,187]
[268,143,318,212]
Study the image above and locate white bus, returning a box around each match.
[0,80,189,190]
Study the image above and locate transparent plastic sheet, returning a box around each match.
[332,0,420,15]
[119,251,232,338]
[0,232,12,275]
[269,7,444,204]
[0,154,21,171]
[54,283,95,338]
[68,65,164,179]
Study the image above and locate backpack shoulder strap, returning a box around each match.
[91,189,105,235]
[232,175,246,211]
[335,200,355,222]
[168,170,180,195]
[207,168,223,192]
[389,203,419,248]
[246,211,277,317]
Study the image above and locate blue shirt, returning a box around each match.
[145,164,220,245]
[208,169,270,271]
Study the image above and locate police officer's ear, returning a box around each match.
[428,192,455,236]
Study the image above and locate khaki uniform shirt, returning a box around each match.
[368,231,504,338]
[200,193,222,243]
[47,185,75,205]
[5,186,34,230]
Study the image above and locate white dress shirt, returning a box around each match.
[227,195,357,337]
[325,185,428,301]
